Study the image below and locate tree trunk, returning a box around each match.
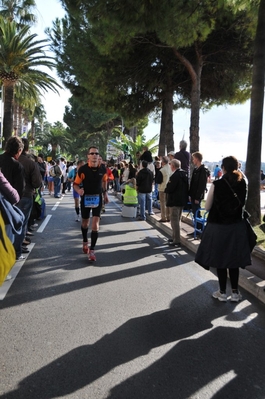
[189,63,202,155]
[31,119,35,146]
[3,82,15,143]
[18,105,23,136]
[13,101,18,136]
[245,0,265,225]
[158,100,166,157]
[173,46,203,155]
[158,88,174,156]
[51,145,57,159]
[128,126,137,141]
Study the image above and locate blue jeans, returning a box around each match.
[138,192,152,220]
[14,196,33,257]
[191,199,202,229]
[53,177,61,197]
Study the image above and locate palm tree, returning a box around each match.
[111,131,159,164]
[0,16,60,143]
[0,0,37,28]
[35,121,71,159]
[29,102,46,145]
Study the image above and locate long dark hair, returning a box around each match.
[221,156,242,184]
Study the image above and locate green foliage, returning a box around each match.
[0,16,61,141]
[57,0,258,156]
[111,131,159,164]
[34,121,71,160]
[0,0,37,28]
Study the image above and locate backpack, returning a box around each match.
[49,166,56,177]
[204,167,211,178]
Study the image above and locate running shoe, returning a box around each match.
[230,292,242,302]
[82,242,89,254]
[212,290,227,302]
[88,250,96,261]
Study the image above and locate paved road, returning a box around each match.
[1,192,265,399]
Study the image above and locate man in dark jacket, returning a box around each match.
[188,152,208,233]
[174,140,191,176]
[0,136,25,198]
[136,160,154,220]
[14,138,42,260]
[165,159,188,246]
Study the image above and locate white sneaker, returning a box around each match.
[75,215,80,222]
[212,290,227,302]
[230,292,242,302]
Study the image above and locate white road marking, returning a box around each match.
[37,214,52,233]
[52,201,61,210]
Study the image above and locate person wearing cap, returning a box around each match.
[167,151,175,161]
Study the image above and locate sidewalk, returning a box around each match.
[146,208,265,305]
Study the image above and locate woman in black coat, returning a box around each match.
[195,156,251,303]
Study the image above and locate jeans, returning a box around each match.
[138,192,152,220]
[13,196,33,257]
[54,177,61,197]
[114,178,120,192]
[191,199,202,230]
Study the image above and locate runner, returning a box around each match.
[73,146,109,261]
[68,160,85,221]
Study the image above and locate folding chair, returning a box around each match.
[193,208,208,239]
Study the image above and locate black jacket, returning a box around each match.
[0,152,25,198]
[18,153,42,198]
[165,169,188,207]
[189,164,208,201]
[136,167,153,193]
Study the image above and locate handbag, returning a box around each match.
[223,179,257,252]
[0,193,25,235]
[0,211,16,285]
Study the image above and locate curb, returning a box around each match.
[146,213,265,305]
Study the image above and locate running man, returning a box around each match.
[68,160,85,221]
[73,146,109,261]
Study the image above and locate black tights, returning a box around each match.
[217,268,239,293]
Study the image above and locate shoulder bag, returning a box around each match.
[0,193,25,235]
[223,178,257,252]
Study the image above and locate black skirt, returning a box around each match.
[195,220,252,270]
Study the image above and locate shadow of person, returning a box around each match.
[107,305,265,399]
[0,283,251,399]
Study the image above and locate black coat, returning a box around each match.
[136,167,153,193]
[165,169,188,207]
[189,164,208,201]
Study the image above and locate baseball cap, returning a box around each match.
[167,151,175,156]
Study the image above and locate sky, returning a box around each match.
[34,0,265,163]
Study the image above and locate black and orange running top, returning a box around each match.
[74,162,107,195]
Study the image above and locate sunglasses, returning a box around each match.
[89,152,99,155]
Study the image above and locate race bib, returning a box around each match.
[84,194,100,208]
